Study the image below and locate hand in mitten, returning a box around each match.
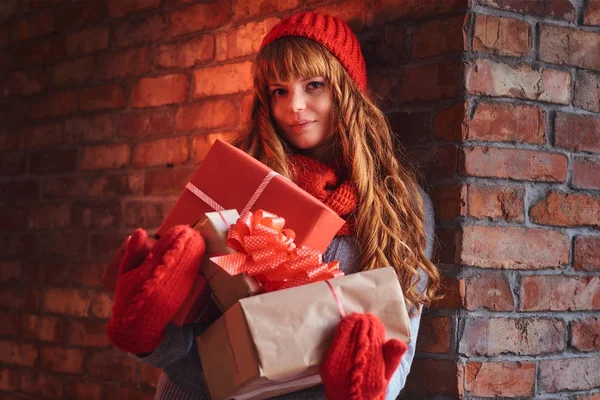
[320,313,408,400]
[107,225,205,354]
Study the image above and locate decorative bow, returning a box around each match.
[210,210,343,292]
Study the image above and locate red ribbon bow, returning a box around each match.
[210,210,343,292]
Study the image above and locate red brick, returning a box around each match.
[521,275,600,311]
[12,10,54,41]
[19,122,63,149]
[38,232,88,258]
[43,288,91,317]
[0,1,20,20]
[575,236,600,272]
[400,61,461,103]
[585,0,600,25]
[232,0,298,22]
[578,395,600,400]
[467,184,524,222]
[141,364,161,388]
[0,152,26,176]
[65,381,104,400]
[555,113,600,153]
[27,203,70,229]
[0,233,36,258]
[71,200,120,229]
[464,361,535,397]
[0,341,38,366]
[466,59,571,104]
[462,147,567,182]
[80,85,126,111]
[428,184,466,220]
[0,311,21,336]
[372,0,467,24]
[29,148,78,175]
[473,14,531,57]
[40,347,84,374]
[241,93,253,129]
[144,167,196,196]
[118,387,156,400]
[90,292,113,319]
[437,227,459,264]
[467,102,546,144]
[22,315,63,342]
[108,0,161,18]
[0,205,26,230]
[411,145,459,180]
[90,232,129,258]
[430,275,462,310]
[434,103,466,140]
[0,24,6,48]
[540,357,600,392]
[312,0,367,32]
[54,1,105,31]
[115,13,167,47]
[476,0,576,21]
[124,200,174,228]
[50,56,95,87]
[170,2,230,36]
[66,26,110,55]
[216,18,278,61]
[131,74,189,108]
[574,71,600,113]
[194,61,253,98]
[366,71,398,108]
[460,317,565,356]
[31,90,78,119]
[0,129,17,151]
[530,192,600,228]
[176,99,240,132]
[43,171,143,198]
[416,316,452,353]
[80,144,131,171]
[86,350,137,383]
[0,261,20,284]
[20,371,62,399]
[21,261,71,285]
[540,25,600,70]
[68,321,110,348]
[413,15,464,59]
[118,108,175,139]
[193,133,238,164]
[65,114,115,143]
[96,47,151,80]
[132,137,189,167]
[571,317,600,351]
[389,111,433,147]
[71,262,107,288]
[459,225,569,269]
[460,274,514,311]
[361,25,410,67]
[0,368,19,391]
[18,35,66,65]
[155,35,214,68]
[3,69,45,96]
[0,287,39,313]
[403,359,460,397]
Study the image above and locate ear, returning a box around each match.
[382,339,408,380]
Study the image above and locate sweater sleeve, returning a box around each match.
[384,186,435,399]
[130,322,200,368]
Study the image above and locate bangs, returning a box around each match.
[255,37,335,85]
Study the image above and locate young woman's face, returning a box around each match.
[268,76,333,154]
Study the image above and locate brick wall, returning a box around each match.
[0,0,598,399]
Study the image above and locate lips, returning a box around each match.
[290,120,315,130]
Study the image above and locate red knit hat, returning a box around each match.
[320,313,408,400]
[260,11,368,91]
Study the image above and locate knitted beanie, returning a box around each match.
[260,11,367,91]
[107,225,205,354]
[320,313,408,400]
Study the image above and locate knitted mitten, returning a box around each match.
[320,313,408,400]
[107,225,205,354]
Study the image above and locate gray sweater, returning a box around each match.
[136,189,435,400]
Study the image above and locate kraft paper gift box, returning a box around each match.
[157,139,345,253]
[193,209,261,312]
[197,267,411,400]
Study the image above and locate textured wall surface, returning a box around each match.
[0,0,598,399]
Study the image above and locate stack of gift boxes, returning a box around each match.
[103,139,410,400]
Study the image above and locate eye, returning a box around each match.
[270,88,287,97]
[307,81,325,90]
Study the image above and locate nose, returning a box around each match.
[289,89,306,112]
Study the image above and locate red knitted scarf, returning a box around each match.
[287,154,358,236]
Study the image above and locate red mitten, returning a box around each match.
[320,313,408,400]
[107,225,205,354]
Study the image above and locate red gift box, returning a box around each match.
[157,139,345,253]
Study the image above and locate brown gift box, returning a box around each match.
[197,267,410,400]
[193,210,261,312]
